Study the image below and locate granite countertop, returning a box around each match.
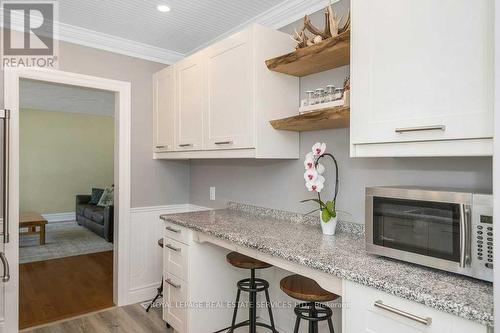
[160,202,493,327]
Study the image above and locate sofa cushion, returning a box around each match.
[76,204,93,216]
[83,206,105,225]
[89,188,104,205]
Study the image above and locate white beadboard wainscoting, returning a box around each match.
[127,204,209,304]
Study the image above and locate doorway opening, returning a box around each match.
[18,79,116,329]
[4,68,131,332]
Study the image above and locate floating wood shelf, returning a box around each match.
[265,30,350,77]
[270,106,350,132]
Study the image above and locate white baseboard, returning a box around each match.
[41,212,76,223]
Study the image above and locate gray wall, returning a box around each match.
[189,2,493,224]
[1,38,190,208]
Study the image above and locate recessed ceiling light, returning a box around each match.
[157,4,171,12]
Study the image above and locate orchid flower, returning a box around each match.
[304,152,315,170]
[312,142,326,156]
[304,168,318,182]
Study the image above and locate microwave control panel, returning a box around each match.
[472,193,493,280]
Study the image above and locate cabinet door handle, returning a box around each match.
[374,300,432,326]
[214,141,233,145]
[0,252,10,283]
[395,125,445,133]
[155,145,166,149]
[165,244,181,252]
[178,143,193,147]
[165,278,181,289]
[166,226,181,233]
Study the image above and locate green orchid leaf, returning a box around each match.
[321,208,331,223]
[300,198,327,209]
[326,200,334,213]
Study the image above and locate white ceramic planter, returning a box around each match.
[319,211,338,235]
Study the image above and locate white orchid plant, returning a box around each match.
[301,142,339,223]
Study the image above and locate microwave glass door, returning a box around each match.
[372,197,461,262]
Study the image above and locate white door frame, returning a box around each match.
[3,67,131,332]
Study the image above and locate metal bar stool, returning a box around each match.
[280,274,339,333]
[146,238,164,312]
[224,252,278,333]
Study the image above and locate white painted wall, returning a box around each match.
[493,0,499,330]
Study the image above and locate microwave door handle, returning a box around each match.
[459,204,471,268]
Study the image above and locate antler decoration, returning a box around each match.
[290,1,351,49]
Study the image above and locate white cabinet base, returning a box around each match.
[351,138,493,157]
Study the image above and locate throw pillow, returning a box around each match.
[97,186,114,207]
[89,188,104,205]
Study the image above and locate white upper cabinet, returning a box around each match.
[205,29,253,150]
[175,54,204,151]
[153,66,175,152]
[350,0,494,157]
[153,24,299,159]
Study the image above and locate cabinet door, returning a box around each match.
[153,66,175,152]
[204,30,254,150]
[350,0,494,145]
[176,55,204,151]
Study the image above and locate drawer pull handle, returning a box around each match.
[165,244,181,252]
[214,141,233,145]
[395,125,445,133]
[166,226,181,233]
[178,143,193,147]
[374,300,432,326]
[155,145,166,149]
[165,278,181,289]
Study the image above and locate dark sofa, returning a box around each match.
[76,195,114,242]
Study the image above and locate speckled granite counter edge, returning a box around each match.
[162,203,493,327]
[227,201,365,236]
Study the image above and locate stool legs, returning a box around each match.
[227,268,278,333]
[293,302,334,333]
[146,279,163,312]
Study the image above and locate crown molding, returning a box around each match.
[188,0,335,54]
[1,9,184,64]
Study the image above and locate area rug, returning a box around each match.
[20,221,113,263]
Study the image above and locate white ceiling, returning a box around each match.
[20,79,115,117]
[58,0,284,54]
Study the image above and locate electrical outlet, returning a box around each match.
[210,187,216,201]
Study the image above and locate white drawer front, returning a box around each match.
[164,221,191,245]
[163,272,188,333]
[344,281,487,333]
[164,238,188,280]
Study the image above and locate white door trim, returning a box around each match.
[4,67,131,332]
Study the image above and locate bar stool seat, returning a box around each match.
[226,252,273,269]
[280,274,339,302]
[280,274,338,333]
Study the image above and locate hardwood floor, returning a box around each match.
[22,304,171,333]
[20,251,114,329]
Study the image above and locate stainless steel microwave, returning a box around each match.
[366,186,493,282]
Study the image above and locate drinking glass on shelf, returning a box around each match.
[305,91,315,106]
[333,88,344,101]
[326,85,336,102]
[315,88,326,104]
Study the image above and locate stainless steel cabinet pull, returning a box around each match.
[395,125,445,133]
[165,244,181,252]
[214,141,233,145]
[165,278,181,289]
[166,226,181,233]
[374,300,432,326]
[155,145,166,149]
[1,109,10,244]
[0,252,10,282]
[178,143,192,147]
